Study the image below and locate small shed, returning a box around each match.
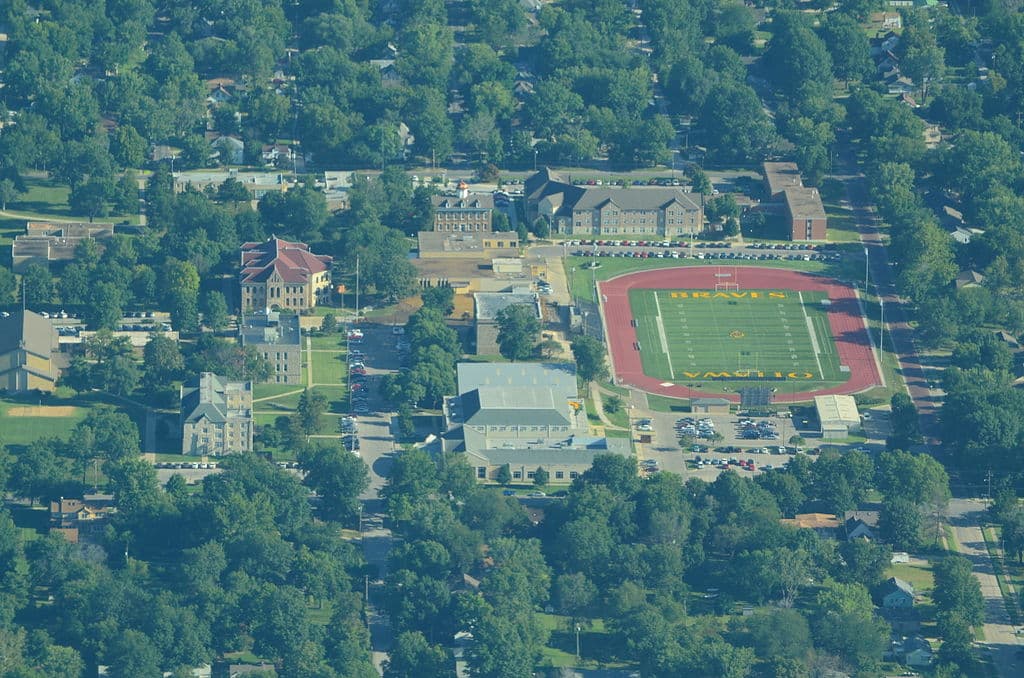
[691,397,731,414]
[814,394,861,439]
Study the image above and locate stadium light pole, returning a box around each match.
[863,247,869,291]
[879,298,885,352]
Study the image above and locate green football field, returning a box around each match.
[628,288,846,388]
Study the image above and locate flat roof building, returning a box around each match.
[814,394,861,439]
[239,312,302,384]
[443,362,629,483]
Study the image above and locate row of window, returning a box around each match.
[476,467,578,481]
[437,224,489,231]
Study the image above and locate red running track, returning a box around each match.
[598,267,883,403]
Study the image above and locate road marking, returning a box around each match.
[652,291,675,379]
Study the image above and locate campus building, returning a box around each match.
[238,311,301,384]
[442,362,630,483]
[525,168,703,237]
[763,162,828,241]
[0,310,63,392]
[430,181,495,232]
[240,236,332,312]
[11,221,115,273]
[180,372,254,456]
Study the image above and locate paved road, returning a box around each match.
[835,150,943,444]
[947,499,1023,678]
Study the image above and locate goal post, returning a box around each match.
[713,266,739,292]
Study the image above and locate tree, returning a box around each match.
[533,467,549,487]
[299,442,370,522]
[496,464,512,486]
[742,608,812,661]
[69,177,115,222]
[160,259,200,332]
[105,630,162,678]
[0,178,23,210]
[571,336,608,383]
[879,498,923,550]
[933,555,984,625]
[820,13,872,85]
[701,84,777,162]
[202,290,229,332]
[20,264,53,307]
[495,304,540,360]
[383,631,451,678]
[0,267,17,304]
[421,286,455,316]
[553,572,597,622]
[294,389,328,435]
[888,392,922,451]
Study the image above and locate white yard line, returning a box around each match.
[799,292,825,379]
[652,291,675,379]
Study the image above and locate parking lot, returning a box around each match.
[570,239,841,263]
[632,410,815,481]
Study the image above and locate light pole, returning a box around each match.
[533,149,538,172]
[575,624,581,660]
[863,247,869,291]
[879,298,885,352]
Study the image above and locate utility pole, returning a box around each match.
[879,298,885,352]
[354,256,360,324]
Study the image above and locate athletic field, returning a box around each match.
[628,288,846,389]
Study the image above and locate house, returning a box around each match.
[815,394,861,439]
[881,577,915,609]
[0,310,63,392]
[780,513,841,536]
[431,182,495,232]
[11,221,115,272]
[369,59,402,87]
[955,270,985,289]
[443,362,630,483]
[238,311,301,384]
[762,162,827,241]
[902,636,934,667]
[887,76,916,96]
[180,372,254,456]
[844,510,880,541]
[240,236,333,312]
[525,168,703,237]
[49,497,115,543]
[261,143,295,166]
[211,135,244,165]
[205,79,236,105]
[996,330,1020,350]
[473,289,541,355]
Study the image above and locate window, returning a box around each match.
[513,471,522,479]
[569,471,579,479]
[555,471,564,479]
[477,467,487,479]
[527,471,535,479]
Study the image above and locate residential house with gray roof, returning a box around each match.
[525,168,703,237]
[443,362,630,483]
[180,372,253,456]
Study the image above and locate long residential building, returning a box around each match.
[525,168,703,237]
[180,372,253,456]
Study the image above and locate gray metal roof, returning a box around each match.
[461,387,572,427]
[464,436,630,467]
[456,362,578,398]
[473,292,540,322]
[570,187,700,212]
[0,310,56,355]
[239,312,301,347]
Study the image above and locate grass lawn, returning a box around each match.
[309,334,345,349]
[0,393,105,446]
[310,350,348,384]
[6,176,141,224]
[535,613,628,670]
[0,215,22,249]
[645,393,691,412]
[629,288,845,391]
[253,381,306,401]
[565,256,830,303]
[886,560,935,594]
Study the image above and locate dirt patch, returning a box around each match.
[7,405,80,417]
